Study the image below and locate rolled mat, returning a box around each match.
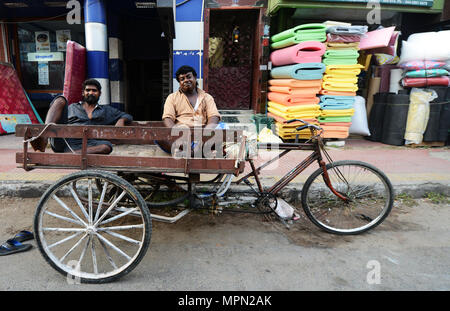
[404,69,449,78]
[326,33,363,43]
[319,89,356,96]
[268,112,317,125]
[381,93,410,146]
[326,42,360,50]
[324,49,359,59]
[320,95,355,105]
[268,106,321,120]
[268,79,322,88]
[323,58,358,66]
[271,23,327,46]
[398,60,446,71]
[318,116,353,123]
[322,81,358,92]
[320,108,355,117]
[320,102,354,110]
[325,64,363,76]
[321,127,350,139]
[326,25,368,36]
[401,76,450,87]
[268,86,321,96]
[270,63,326,80]
[268,92,319,105]
[270,41,326,66]
[268,101,320,114]
[367,92,388,142]
[323,75,358,84]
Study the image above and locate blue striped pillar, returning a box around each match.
[84,0,110,105]
[173,0,204,91]
[107,7,125,111]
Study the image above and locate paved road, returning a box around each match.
[0,196,449,292]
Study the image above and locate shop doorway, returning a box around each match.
[204,9,259,110]
[122,17,170,121]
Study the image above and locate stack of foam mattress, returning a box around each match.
[268,35,327,140]
[319,25,368,139]
[318,95,355,138]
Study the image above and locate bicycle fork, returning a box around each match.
[319,160,350,203]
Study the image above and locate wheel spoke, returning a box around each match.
[99,208,140,226]
[93,190,127,227]
[96,234,118,269]
[44,210,83,226]
[91,236,98,275]
[94,181,109,223]
[88,179,93,225]
[48,231,84,249]
[52,194,88,227]
[95,232,131,260]
[98,224,144,231]
[59,233,89,263]
[69,186,90,222]
[102,230,141,245]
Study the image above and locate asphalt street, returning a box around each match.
[0,196,449,292]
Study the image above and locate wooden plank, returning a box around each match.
[408,141,445,148]
[16,152,245,174]
[15,124,243,143]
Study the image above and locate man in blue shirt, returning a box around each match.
[31,79,132,154]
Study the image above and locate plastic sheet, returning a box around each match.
[404,88,438,145]
[399,31,450,64]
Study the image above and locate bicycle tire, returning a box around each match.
[301,160,394,235]
[34,170,152,284]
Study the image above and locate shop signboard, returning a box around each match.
[308,0,434,7]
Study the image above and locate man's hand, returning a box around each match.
[205,116,220,129]
[114,118,129,127]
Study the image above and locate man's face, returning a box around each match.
[82,85,101,105]
[178,72,196,93]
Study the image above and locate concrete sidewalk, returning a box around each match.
[1,133,449,198]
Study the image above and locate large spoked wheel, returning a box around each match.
[301,160,394,235]
[34,170,152,284]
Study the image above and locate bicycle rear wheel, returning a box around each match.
[301,160,393,235]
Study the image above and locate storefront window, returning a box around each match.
[16,20,84,91]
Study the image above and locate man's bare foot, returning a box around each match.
[30,137,48,152]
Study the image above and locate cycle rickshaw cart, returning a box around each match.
[15,120,394,283]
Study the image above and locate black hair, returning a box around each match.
[175,65,197,82]
[82,78,102,92]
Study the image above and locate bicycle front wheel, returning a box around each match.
[301,160,394,235]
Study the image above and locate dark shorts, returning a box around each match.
[49,96,113,153]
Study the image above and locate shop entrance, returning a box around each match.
[204,9,259,110]
[122,16,170,121]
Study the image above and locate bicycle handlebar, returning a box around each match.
[284,119,323,132]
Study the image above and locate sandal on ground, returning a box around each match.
[12,230,34,243]
[0,239,32,256]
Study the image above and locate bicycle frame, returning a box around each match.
[237,132,349,202]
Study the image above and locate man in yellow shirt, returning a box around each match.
[157,65,223,155]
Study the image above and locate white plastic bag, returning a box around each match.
[349,96,370,136]
[275,198,295,220]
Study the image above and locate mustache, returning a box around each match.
[84,94,98,103]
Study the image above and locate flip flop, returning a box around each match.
[12,230,34,243]
[0,239,32,256]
